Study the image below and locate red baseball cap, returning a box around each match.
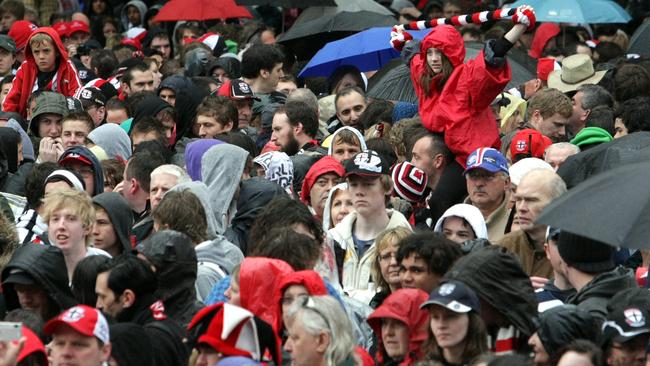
[510,128,553,161]
[59,152,93,167]
[68,20,90,36]
[217,79,260,101]
[52,22,69,38]
[537,57,560,82]
[44,305,110,344]
[8,20,38,50]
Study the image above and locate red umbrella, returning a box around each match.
[155,0,252,22]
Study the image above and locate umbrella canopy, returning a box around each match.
[629,20,650,57]
[299,27,430,77]
[509,0,631,24]
[557,132,650,189]
[235,0,335,7]
[537,159,650,249]
[367,41,535,103]
[295,0,393,23]
[278,11,396,60]
[155,0,252,22]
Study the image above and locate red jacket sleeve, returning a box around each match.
[61,60,82,98]
[2,66,23,114]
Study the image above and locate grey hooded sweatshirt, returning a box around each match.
[171,181,244,302]
[120,0,147,30]
[200,144,248,235]
[88,123,132,161]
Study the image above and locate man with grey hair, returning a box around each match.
[497,169,567,278]
[569,84,614,136]
[149,164,191,209]
[544,143,580,171]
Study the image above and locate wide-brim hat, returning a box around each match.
[548,54,606,94]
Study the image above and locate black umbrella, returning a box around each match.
[537,159,650,249]
[278,11,396,60]
[557,132,650,189]
[367,41,536,103]
[235,0,335,7]
[628,19,650,57]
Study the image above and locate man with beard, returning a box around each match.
[271,100,322,155]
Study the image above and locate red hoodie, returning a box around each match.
[273,270,328,333]
[367,289,430,365]
[3,27,82,117]
[411,25,510,167]
[300,156,345,217]
[528,23,561,59]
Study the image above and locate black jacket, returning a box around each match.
[1,244,77,320]
[58,145,105,196]
[225,177,285,254]
[444,246,538,339]
[138,230,203,327]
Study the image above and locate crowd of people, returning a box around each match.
[0,0,648,365]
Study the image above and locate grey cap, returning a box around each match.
[0,35,16,54]
[29,91,69,137]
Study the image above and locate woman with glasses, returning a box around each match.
[284,295,358,366]
[369,227,411,309]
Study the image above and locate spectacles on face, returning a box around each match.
[466,169,499,181]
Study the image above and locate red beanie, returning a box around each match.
[300,156,345,205]
[8,20,37,51]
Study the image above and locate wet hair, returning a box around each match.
[616,96,650,133]
[72,255,111,306]
[365,138,398,169]
[90,49,119,79]
[613,64,650,103]
[24,162,59,209]
[100,255,157,302]
[277,100,319,138]
[196,95,238,130]
[359,100,394,131]
[125,150,166,192]
[396,231,463,276]
[29,33,56,49]
[333,128,362,148]
[551,339,603,366]
[248,228,321,270]
[387,116,423,161]
[240,44,284,79]
[152,190,207,244]
[130,116,165,142]
[62,111,95,133]
[584,105,615,136]
[248,196,323,256]
[121,61,149,87]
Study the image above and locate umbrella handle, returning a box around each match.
[397,7,517,31]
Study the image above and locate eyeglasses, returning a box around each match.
[299,296,331,332]
[378,252,397,262]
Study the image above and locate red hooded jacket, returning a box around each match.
[411,25,510,167]
[273,270,328,333]
[300,156,345,208]
[367,289,430,365]
[528,23,561,59]
[3,27,82,117]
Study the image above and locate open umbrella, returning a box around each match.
[235,0,336,7]
[155,0,252,22]
[278,11,396,60]
[508,0,631,24]
[367,42,535,103]
[537,159,650,249]
[557,132,650,189]
[299,27,430,77]
[629,20,650,57]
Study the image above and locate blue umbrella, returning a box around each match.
[508,0,631,24]
[299,27,430,78]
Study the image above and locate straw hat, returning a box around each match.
[548,54,606,93]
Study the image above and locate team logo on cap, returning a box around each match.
[80,89,92,99]
[467,154,477,166]
[624,308,646,327]
[439,283,456,296]
[238,82,251,93]
[354,152,381,173]
[62,306,85,323]
[515,140,527,152]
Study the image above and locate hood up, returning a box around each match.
[88,123,132,162]
[434,203,488,240]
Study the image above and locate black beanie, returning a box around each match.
[558,231,615,273]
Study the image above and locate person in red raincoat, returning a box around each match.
[367,288,430,365]
[389,6,535,226]
[392,6,535,168]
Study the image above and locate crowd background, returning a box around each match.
[0,0,649,365]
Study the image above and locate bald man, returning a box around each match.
[496,169,567,278]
